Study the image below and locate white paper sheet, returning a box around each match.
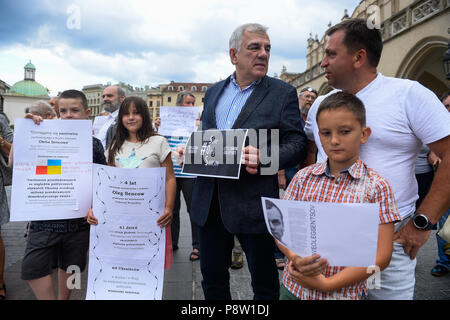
[262,197,379,267]
[92,115,109,136]
[86,164,166,300]
[158,106,199,137]
[10,119,93,221]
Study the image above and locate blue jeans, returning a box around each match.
[436,209,450,269]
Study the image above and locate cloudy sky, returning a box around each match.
[0,0,361,96]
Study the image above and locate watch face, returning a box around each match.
[414,215,428,229]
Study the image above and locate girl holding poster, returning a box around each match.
[87,96,176,268]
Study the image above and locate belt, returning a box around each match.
[30,219,90,233]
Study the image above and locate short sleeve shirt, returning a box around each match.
[304,74,450,219]
[281,159,401,300]
[108,135,171,169]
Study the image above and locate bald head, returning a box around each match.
[102,86,126,113]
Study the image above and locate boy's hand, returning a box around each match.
[85,208,98,225]
[288,261,329,292]
[290,254,328,277]
[157,208,173,228]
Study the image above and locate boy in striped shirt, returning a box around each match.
[278,92,400,300]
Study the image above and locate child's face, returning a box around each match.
[59,98,90,120]
[122,103,143,135]
[318,108,371,169]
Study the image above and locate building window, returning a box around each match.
[202,97,205,103]
[178,86,184,91]
[168,86,174,91]
[157,101,160,107]
[202,86,207,92]
[149,101,153,107]
[191,86,197,91]
[168,97,171,103]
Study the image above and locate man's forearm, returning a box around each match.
[417,155,450,224]
[419,136,450,224]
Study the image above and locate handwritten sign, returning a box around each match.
[158,106,199,137]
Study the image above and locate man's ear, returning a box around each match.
[229,48,238,65]
[85,108,91,119]
[353,49,367,69]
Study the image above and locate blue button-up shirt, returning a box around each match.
[215,73,261,129]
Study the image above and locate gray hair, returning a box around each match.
[176,91,196,106]
[29,100,57,118]
[229,23,268,52]
[117,86,126,98]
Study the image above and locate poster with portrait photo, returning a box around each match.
[181,129,248,179]
[261,197,380,267]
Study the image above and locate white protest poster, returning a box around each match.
[86,164,166,300]
[158,106,199,137]
[10,119,93,221]
[262,197,379,267]
[92,115,109,136]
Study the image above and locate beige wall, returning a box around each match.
[3,95,50,125]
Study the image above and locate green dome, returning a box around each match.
[9,80,49,97]
[24,62,36,69]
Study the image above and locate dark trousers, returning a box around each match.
[415,170,434,209]
[198,188,280,300]
[171,177,199,249]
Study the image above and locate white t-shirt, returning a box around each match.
[95,109,119,149]
[106,135,171,169]
[305,73,450,219]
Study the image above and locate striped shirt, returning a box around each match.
[282,158,401,300]
[215,73,260,129]
[166,135,196,178]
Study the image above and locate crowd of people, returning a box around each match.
[0,18,449,300]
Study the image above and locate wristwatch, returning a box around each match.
[412,213,436,230]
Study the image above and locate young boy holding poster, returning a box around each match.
[277,92,401,300]
[18,90,107,300]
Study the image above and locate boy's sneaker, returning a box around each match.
[430,265,449,277]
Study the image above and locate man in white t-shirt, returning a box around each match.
[303,19,450,300]
[95,86,126,149]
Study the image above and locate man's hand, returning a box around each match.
[393,221,431,259]
[242,145,260,175]
[175,146,185,167]
[154,117,161,130]
[277,170,287,190]
[25,113,43,125]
